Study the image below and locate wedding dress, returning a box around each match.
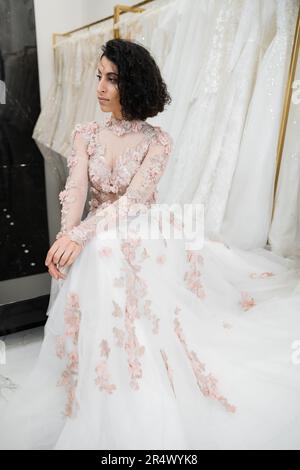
[1,114,300,450]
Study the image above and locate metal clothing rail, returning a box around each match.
[271,4,300,221]
[52,0,155,47]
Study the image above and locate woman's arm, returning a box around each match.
[55,122,92,240]
[45,122,92,279]
[65,128,173,248]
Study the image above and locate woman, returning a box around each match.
[1,39,300,450]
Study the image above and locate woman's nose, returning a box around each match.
[97,78,106,93]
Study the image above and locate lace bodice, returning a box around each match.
[55,114,173,247]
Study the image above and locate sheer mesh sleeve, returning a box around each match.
[55,123,92,240]
[66,128,173,248]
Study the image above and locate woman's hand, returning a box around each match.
[45,235,82,280]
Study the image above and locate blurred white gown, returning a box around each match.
[1,115,300,450]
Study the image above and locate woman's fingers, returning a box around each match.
[45,237,82,278]
[48,261,65,280]
[65,245,81,267]
[52,245,67,266]
[48,262,59,280]
[58,242,82,267]
[45,250,53,267]
[45,239,68,267]
[59,246,75,267]
[45,242,60,266]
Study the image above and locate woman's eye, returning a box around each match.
[96,74,116,82]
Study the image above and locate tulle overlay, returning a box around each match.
[1,116,300,450]
[1,209,300,450]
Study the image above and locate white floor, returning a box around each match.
[0,326,44,405]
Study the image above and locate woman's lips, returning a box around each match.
[99,98,109,102]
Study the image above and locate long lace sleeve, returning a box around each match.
[65,128,173,248]
[55,123,92,240]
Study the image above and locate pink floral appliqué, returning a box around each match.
[56,336,65,359]
[160,349,176,398]
[175,306,182,316]
[95,339,117,394]
[112,300,123,318]
[184,250,206,299]
[113,327,125,347]
[99,246,113,257]
[118,236,153,390]
[140,248,150,262]
[56,292,81,418]
[249,272,275,279]
[174,314,236,414]
[156,254,166,265]
[240,292,256,311]
[144,299,160,335]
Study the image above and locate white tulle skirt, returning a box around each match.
[1,210,300,450]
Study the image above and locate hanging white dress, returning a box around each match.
[0,115,300,450]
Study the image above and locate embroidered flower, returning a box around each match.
[95,360,117,394]
[174,316,236,414]
[170,212,184,231]
[95,339,117,394]
[240,292,256,311]
[64,304,81,340]
[122,239,142,266]
[250,272,275,279]
[89,121,99,132]
[155,127,173,155]
[100,339,111,359]
[67,351,79,373]
[175,306,182,316]
[69,293,80,308]
[105,115,145,136]
[56,336,65,359]
[67,149,79,170]
[113,327,125,347]
[112,300,123,318]
[185,252,205,294]
[56,292,82,418]
[184,251,206,300]
[160,349,176,397]
[128,358,143,379]
[58,189,67,204]
[87,141,96,156]
[99,246,113,257]
[143,299,160,334]
[156,255,166,264]
[118,237,152,390]
[140,248,150,261]
[89,197,100,211]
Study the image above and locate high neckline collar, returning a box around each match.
[105,114,146,136]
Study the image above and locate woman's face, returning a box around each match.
[96,55,123,119]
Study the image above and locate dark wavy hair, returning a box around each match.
[99,39,172,121]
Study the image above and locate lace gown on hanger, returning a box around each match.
[1,114,300,450]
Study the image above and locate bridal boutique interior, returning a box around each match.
[0,0,300,449]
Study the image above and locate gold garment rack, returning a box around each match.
[52,0,155,48]
[271,4,300,221]
[52,1,300,221]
